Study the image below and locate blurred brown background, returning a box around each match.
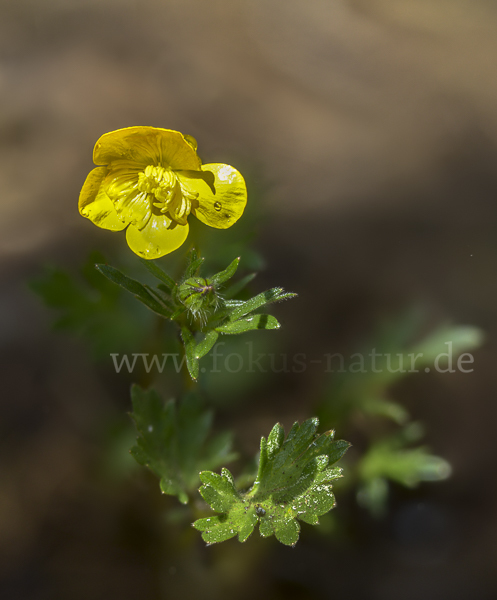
[1,1,497,599]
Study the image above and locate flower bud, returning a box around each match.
[177,277,221,323]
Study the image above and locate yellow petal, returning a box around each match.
[101,168,151,229]
[178,163,247,229]
[93,127,202,171]
[78,167,127,231]
[183,134,198,152]
[126,215,189,259]
[114,189,151,229]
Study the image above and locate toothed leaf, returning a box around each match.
[193,418,349,546]
[130,386,236,504]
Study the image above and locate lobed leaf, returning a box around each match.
[130,386,237,504]
[193,418,349,546]
[30,254,152,357]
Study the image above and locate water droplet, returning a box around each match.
[214,201,222,211]
[148,425,153,432]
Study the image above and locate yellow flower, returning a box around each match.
[79,127,247,259]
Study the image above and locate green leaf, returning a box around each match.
[362,398,410,425]
[204,300,244,324]
[30,268,87,309]
[227,288,297,322]
[216,314,281,334]
[357,424,451,516]
[184,248,204,278]
[96,264,170,318]
[143,284,175,312]
[29,254,151,357]
[180,329,221,379]
[170,306,187,320]
[180,327,199,381]
[139,258,176,293]
[210,257,240,287]
[409,324,484,365]
[193,419,349,546]
[195,330,219,359]
[359,437,452,488]
[130,386,237,504]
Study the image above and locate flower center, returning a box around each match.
[137,165,175,202]
[137,165,198,225]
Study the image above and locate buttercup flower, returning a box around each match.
[79,127,247,259]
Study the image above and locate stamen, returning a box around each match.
[137,165,198,225]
